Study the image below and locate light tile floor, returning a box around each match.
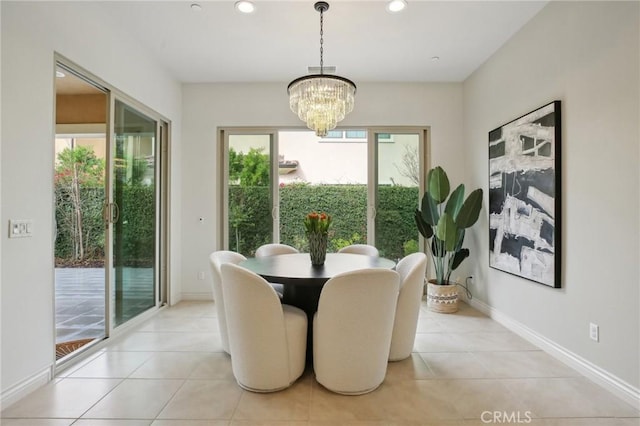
[3,301,639,425]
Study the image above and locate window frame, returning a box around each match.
[218,126,430,255]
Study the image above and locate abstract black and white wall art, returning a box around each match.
[488,101,561,288]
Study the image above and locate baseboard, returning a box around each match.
[1,366,52,409]
[469,298,640,410]
[181,292,213,301]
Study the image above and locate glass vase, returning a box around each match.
[307,232,328,266]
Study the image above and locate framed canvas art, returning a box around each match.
[488,101,561,288]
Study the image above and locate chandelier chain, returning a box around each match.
[319,8,324,74]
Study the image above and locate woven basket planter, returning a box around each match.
[426,281,459,313]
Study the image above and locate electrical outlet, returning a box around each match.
[197,271,205,280]
[589,323,599,342]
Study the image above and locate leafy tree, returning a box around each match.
[55,146,105,261]
[228,148,244,184]
[239,148,269,186]
[228,147,270,253]
[228,147,269,187]
[56,145,104,186]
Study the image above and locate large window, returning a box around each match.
[220,128,427,260]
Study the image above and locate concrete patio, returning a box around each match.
[55,267,154,344]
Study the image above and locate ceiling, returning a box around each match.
[96,0,547,84]
[56,68,106,95]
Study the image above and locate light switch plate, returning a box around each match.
[8,220,33,238]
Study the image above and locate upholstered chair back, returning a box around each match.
[389,252,428,361]
[209,250,247,354]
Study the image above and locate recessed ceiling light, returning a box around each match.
[431,56,440,62]
[190,3,202,12]
[235,1,255,14]
[56,70,66,78]
[386,0,407,13]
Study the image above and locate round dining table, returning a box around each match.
[240,252,396,361]
[240,252,396,322]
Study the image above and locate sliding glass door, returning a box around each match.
[53,58,169,364]
[54,64,109,360]
[279,130,368,251]
[220,128,426,258]
[112,99,158,326]
[224,132,275,256]
[373,131,423,260]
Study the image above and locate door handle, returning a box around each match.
[103,202,120,224]
[102,203,110,224]
[111,202,120,224]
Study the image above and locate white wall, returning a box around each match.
[463,1,639,391]
[279,131,369,184]
[0,1,182,399]
[277,132,419,187]
[181,82,464,298]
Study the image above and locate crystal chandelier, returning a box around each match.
[287,1,356,137]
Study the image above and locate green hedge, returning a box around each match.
[55,186,155,266]
[57,183,420,265]
[115,186,156,266]
[280,184,368,252]
[227,185,272,254]
[230,184,419,259]
[375,185,420,259]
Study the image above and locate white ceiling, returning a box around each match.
[98,1,547,84]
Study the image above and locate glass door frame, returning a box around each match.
[366,126,430,246]
[53,55,170,371]
[368,127,430,250]
[218,126,429,253]
[218,128,280,250]
[107,93,170,335]
[52,52,113,371]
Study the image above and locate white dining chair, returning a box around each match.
[337,244,379,257]
[209,250,247,355]
[313,268,400,394]
[388,252,428,361]
[255,243,299,295]
[255,243,299,257]
[221,263,307,392]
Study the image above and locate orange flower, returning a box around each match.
[304,211,332,234]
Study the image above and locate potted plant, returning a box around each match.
[414,166,483,313]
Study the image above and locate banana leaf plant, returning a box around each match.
[414,166,483,285]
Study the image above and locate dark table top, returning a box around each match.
[240,253,396,287]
